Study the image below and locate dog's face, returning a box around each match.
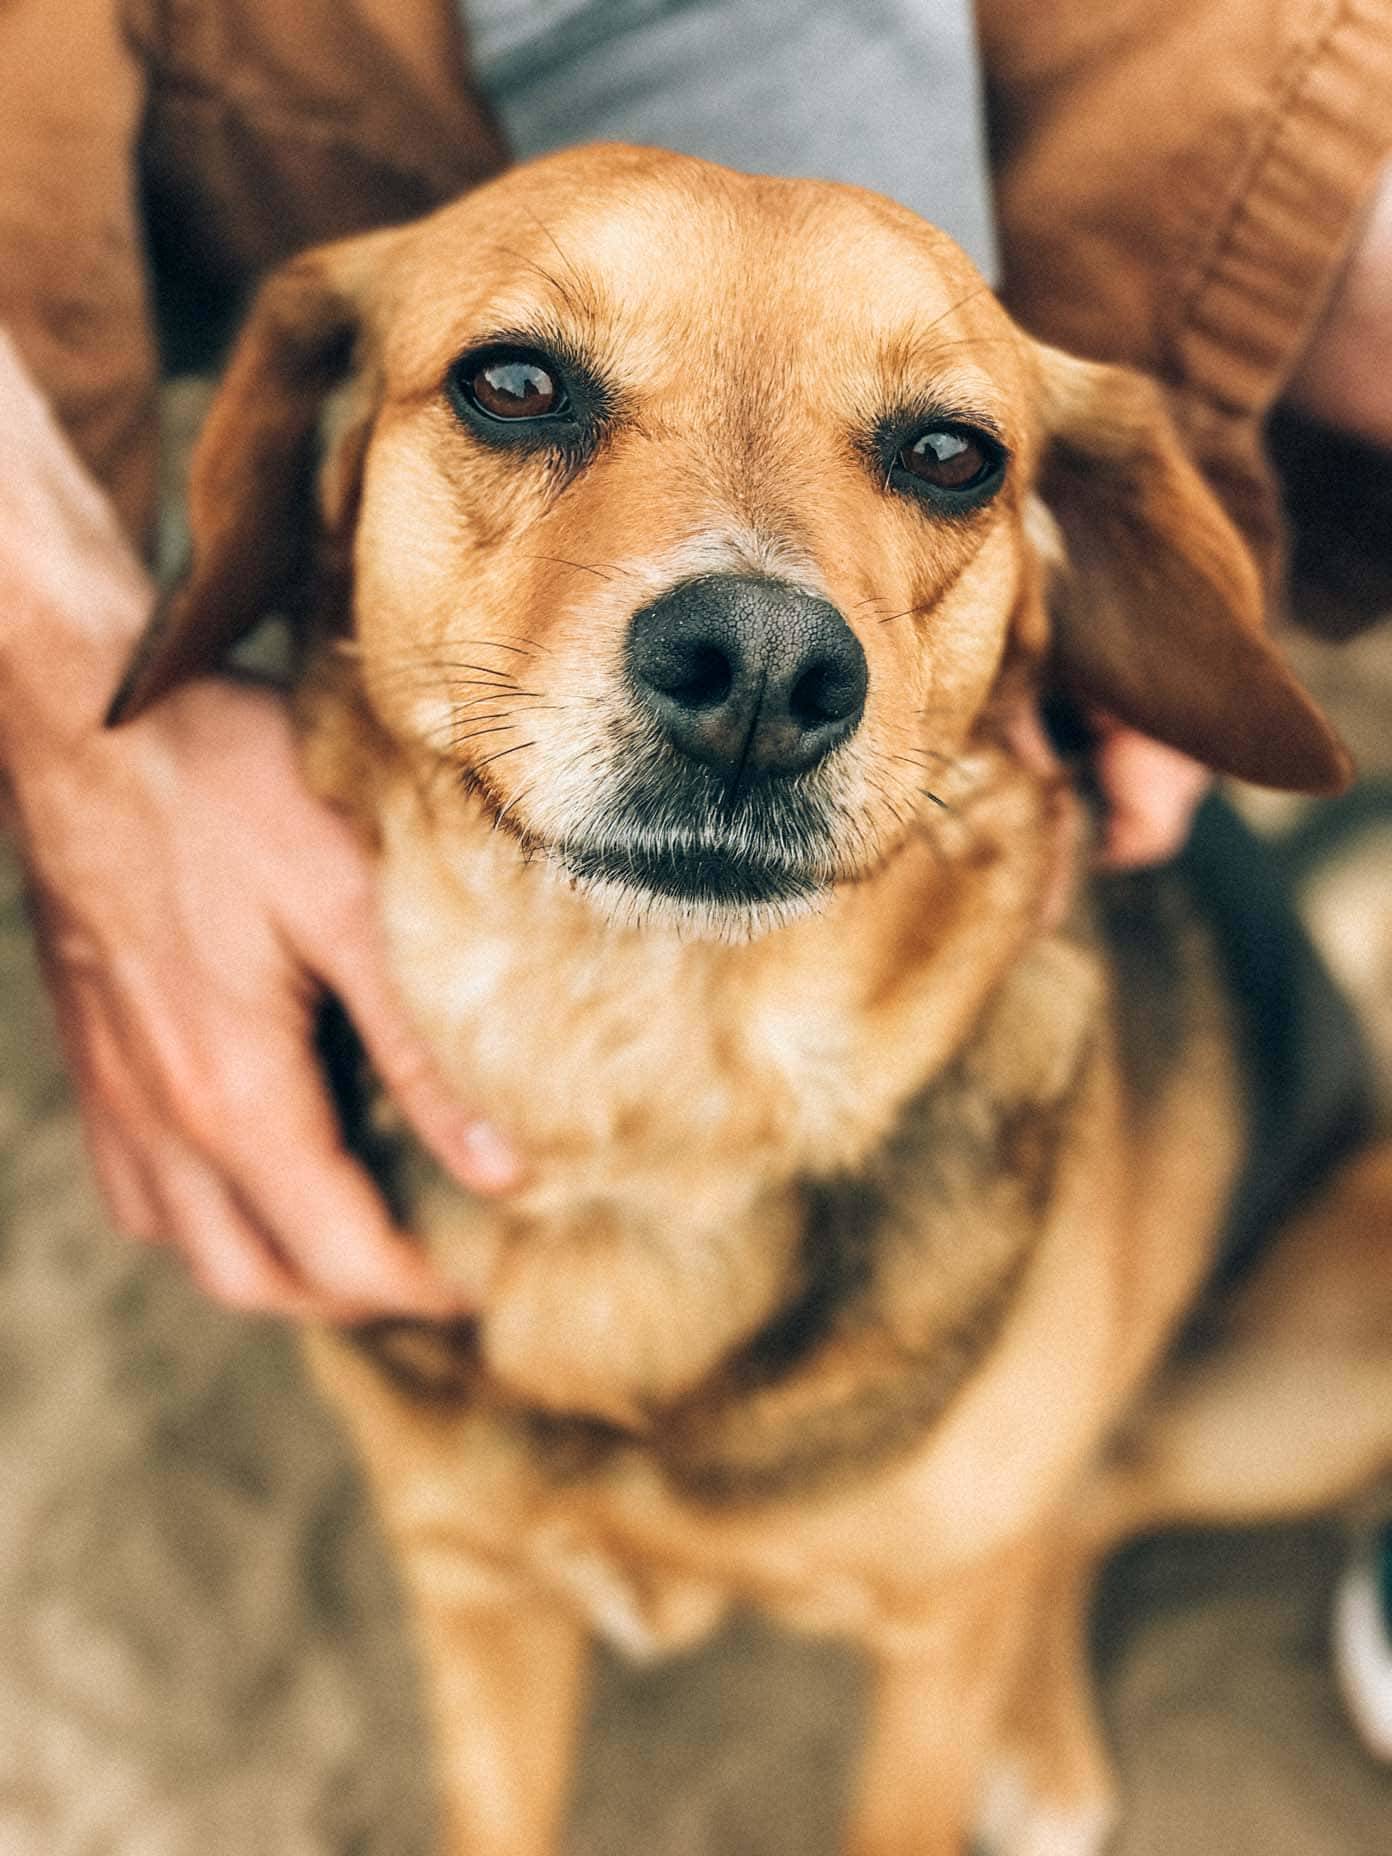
[114,146,1349,932]
[353,153,1040,926]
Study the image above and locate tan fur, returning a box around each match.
[114,147,1387,1854]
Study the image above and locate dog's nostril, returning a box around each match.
[789,658,861,729]
[659,643,735,711]
[627,576,867,778]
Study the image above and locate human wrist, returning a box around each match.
[0,561,152,773]
[1286,160,1392,447]
[0,326,156,772]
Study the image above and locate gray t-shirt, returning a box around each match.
[463,0,996,277]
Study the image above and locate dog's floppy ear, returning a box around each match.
[108,227,400,724]
[1034,344,1351,793]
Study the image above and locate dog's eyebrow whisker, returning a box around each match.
[518,205,597,315]
[525,552,613,579]
[912,334,1023,358]
[492,242,589,323]
[522,552,635,585]
[916,279,993,337]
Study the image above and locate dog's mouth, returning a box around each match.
[558,836,825,911]
[543,751,851,926]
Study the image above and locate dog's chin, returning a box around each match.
[556,839,831,940]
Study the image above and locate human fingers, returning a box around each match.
[43,948,391,1319]
[148,1137,354,1320]
[78,1099,162,1244]
[1285,159,1392,448]
[305,894,522,1197]
[169,1014,478,1317]
[38,954,164,1241]
[1091,724,1212,870]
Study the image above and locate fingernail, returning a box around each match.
[457,1119,523,1193]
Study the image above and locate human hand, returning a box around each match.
[1084,163,1392,870]
[1089,719,1212,871]
[1286,158,1392,449]
[1,333,518,1321]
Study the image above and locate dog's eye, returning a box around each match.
[898,425,1000,493]
[458,348,565,421]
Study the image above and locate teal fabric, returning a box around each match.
[463,0,997,277]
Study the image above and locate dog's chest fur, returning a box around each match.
[305,726,1250,1658]
[351,749,1077,1420]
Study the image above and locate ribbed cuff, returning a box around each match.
[1176,0,1392,430]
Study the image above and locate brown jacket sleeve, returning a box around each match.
[0,0,158,549]
[980,0,1392,633]
[0,0,508,554]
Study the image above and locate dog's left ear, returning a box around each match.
[1034,343,1351,793]
[108,226,402,724]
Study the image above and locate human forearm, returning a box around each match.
[0,326,518,1316]
[0,330,153,767]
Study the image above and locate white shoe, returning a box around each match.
[1333,1525,1392,1763]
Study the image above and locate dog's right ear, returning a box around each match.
[1032,343,1352,794]
[107,227,401,724]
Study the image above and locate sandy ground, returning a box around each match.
[1,623,1390,1853]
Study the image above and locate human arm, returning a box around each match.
[0,331,517,1319]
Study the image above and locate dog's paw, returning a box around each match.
[972,1759,1115,1856]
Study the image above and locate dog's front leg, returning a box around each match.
[844,1546,1038,1856]
[408,1570,589,1856]
[301,1332,589,1855]
[973,1536,1117,1856]
[846,1650,985,1856]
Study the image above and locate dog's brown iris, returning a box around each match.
[899,427,991,490]
[471,355,560,419]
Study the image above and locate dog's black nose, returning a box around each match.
[626,576,867,778]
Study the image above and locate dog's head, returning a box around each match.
[113,145,1349,932]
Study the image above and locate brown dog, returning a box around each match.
[112,145,1392,1855]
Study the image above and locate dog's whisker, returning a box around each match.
[442,637,537,659]
[450,720,520,744]
[436,712,516,737]
[423,713,521,749]
[370,662,522,694]
[474,740,537,772]
[492,781,535,834]
[451,688,542,708]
